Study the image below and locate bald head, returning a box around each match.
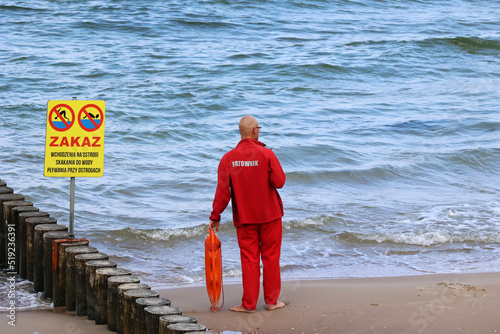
[239,115,260,140]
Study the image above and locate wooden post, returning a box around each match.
[12,206,38,274]
[116,283,151,334]
[107,276,141,332]
[166,323,206,334]
[65,246,98,312]
[75,252,109,316]
[0,187,13,194]
[94,267,132,325]
[123,289,159,334]
[26,216,56,281]
[0,193,24,267]
[18,211,48,279]
[27,217,56,281]
[33,223,65,291]
[52,240,89,307]
[159,315,197,334]
[3,200,32,272]
[42,230,69,299]
[135,298,171,334]
[144,305,182,334]
[86,259,117,320]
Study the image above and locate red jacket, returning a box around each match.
[210,138,285,228]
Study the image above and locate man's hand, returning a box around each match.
[208,220,220,233]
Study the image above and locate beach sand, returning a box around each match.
[3,272,500,333]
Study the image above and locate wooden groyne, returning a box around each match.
[0,178,209,333]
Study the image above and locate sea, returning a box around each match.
[1,0,499,311]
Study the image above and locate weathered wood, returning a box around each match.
[135,298,172,334]
[33,223,65,292]
[107,276,141,332]
[123,289,159,334]
[0,193,24,267]
[75,252,109,316]
[53,240,89,307]
[26,216,56,282]
[42,230,69,299]
[94,267,132,325]
[159,315,197,334]
[145,305,182,334]
[65,246,98,312]
[0,186,13,194]
[3,200,32,272]
[4,200,33,233]
[85,259,117,320]
[12,206,38,274]
[116,283,151,334]
[166,323,206,334]
[18,210,48,279]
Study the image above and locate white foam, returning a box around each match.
[0,278,51,312]
[125,225,206,241]
[284,216,327,230]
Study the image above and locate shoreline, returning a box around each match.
[2,271,500,333]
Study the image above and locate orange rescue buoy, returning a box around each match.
[205,229,224,312]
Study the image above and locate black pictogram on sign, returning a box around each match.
[78,104,104,132]
[49,104,75,132]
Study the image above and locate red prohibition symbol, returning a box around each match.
[49,104,75,132]
[78,104,104,132]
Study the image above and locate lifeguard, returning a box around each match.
[208,115,286,312]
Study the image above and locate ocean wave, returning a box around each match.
[103,217,336,242]
[386,119,500,138]
[172,18,239,29]
[286,165,404,185]
[337,230,500,246]
[283,216,328,230]
[113,225,207,242]
[345,36,500,56]
[0,5,49,12]
[434,147,500,173]
[445,36,500,54]
[386,119,451,135]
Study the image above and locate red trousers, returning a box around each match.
[236,217,282,310]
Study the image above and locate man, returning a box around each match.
[208,115,286,313]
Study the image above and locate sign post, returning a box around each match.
[70,176,75,238]
[44,98,105,238]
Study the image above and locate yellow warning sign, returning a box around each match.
[44,100,105,177]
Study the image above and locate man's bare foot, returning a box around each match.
[229,304,255,313]
[265,301,286,311]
